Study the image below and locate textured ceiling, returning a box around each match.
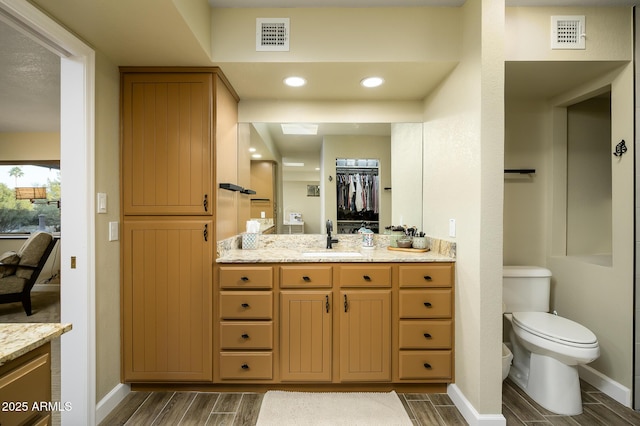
[0,20,59,133]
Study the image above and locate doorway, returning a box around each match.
[0,1,96,424]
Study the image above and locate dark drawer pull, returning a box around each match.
[302,276,311,282]
[423,275,432,281]
[240,276,249,282]
[363,275,371,281]
[423,363,432,369]
[423,333,432,339]
[424,302,432,308]
[241,364,249,370]
[241,333,249,339]
[241,303,250,308]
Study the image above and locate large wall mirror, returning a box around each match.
[240,122,423,235]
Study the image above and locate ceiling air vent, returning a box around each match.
[551,15,585,50]
[256,18,289,52]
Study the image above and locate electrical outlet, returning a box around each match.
[109,221,119,241]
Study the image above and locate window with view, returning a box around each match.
[0,165,60,234]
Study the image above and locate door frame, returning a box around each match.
[0,1,96,424]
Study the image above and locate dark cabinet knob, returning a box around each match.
[241,303,250,308]
[363,275,371,281]
[423,275,432,281]
[423,363,432,369]
[240,276,249,282]
[302,276,311,282]
[241,333,249,339]
[241,364,249,370]
[423,333,432,339]
[424,302,432,308]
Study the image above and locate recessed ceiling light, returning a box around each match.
[281,123,318,135]
[284,76,307,87]
[283,162,305,167]
[361,77,384,88]
[249,147,256,152]
[252,153,262,159]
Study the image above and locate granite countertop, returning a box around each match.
[0,323,72,366]
[217,234,456,263]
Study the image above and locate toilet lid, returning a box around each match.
[512,312,598,347]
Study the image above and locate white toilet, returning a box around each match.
[503,266,600,415]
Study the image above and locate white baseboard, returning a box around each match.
[447,384,506,426]
[579,364,632,408]
[96,383,131,424]
[32,283,60,292]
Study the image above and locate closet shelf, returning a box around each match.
[504,169,535,175]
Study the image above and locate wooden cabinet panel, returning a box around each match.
[219,291,273,319]
[340,290,391,381]
[399,320,452,349]
[398,264,453,288]
[122,72,212,215]
[280,265,332,288]
[399,289,452,319]
[219,266,273,289]
[219,353,273,380]
[0,343,51,426]
[280,291,332,381]
[398,351,452,380]
[338,265,391,287]
[220,322,273,350]
[122,219,213,382]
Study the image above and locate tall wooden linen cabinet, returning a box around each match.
[120,67,238,382]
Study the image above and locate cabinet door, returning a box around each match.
[339,290,391,381]
[122,72,212,215]
[122,219,213,382]
[280,291,332,381]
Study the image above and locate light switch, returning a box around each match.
[449,219,456,238]
[109,221,119,241]
[97,193,107,213]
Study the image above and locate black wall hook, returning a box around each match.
[613,140,627,157]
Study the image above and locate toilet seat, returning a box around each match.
[512,312,598,348]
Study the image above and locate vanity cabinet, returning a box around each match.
[120,67,239,383]
[0,343,51,426]
[217,266,274,381]
[214,261,454,387]
[338,265,391,382]
[397,264,454,381]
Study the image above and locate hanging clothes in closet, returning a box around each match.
[336,170,379,214]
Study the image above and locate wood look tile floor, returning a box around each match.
[99,379,640,426]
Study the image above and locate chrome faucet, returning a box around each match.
[326,220,339,249]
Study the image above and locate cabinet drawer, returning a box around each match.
[219,266,273,289]
[399,320,452,349]
[399,289,451,318]
[219,352,273,380]
[220,292,273,319]
[398,264,453,288]
[280,265,333,288]
[0,347,51,426]
[398,351,452,380]
[220,322,273,349]
[338,265,391,287]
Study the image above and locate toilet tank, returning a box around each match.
[503,266,551,313]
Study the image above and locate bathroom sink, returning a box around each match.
[302,252,363,258]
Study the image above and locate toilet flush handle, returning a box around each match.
[552,310,558,316]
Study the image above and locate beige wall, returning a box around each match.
[93,53,121,402]
[282,178,321,234]
[506,6,632,61]
[503,6,635,392]
[422,0,504,414]
[0,132,60,160]
[503,98,550,267]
